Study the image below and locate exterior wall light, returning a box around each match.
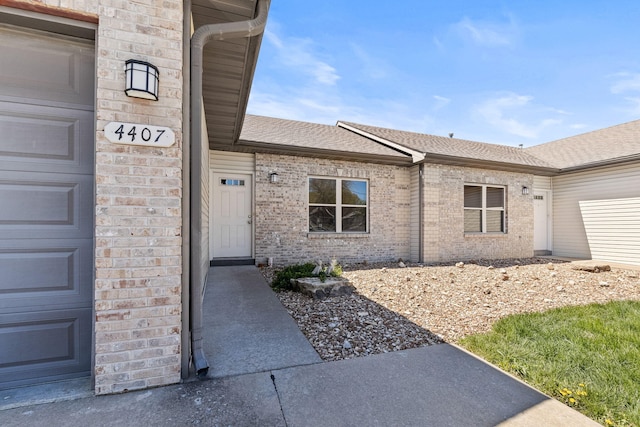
[269,172,279,183]
[124,59,159,101]
[522,186,529,195]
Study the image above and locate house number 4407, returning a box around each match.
[104,122,176,148]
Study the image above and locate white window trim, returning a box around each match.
[308,177,369,233]
[464,184,506,234]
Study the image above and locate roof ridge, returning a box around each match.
[339,120,527,152]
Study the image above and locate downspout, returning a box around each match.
[181,0,191,380]
[418,163,424,262]
[190,0,270,377]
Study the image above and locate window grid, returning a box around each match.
[464,184,505,233]
[309,177,368,233]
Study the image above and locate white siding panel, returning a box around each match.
[409,165,420,262]
[533,175,552,191]
[552,163,640,262]
[200,105,210,272]
[210,150,255,172]
[580,197,640,265]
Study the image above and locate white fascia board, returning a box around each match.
[337,121,425,163]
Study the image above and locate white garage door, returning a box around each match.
[0,24,95,389]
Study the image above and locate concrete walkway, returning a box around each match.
[203,266,321,378]
[0,265,599,426]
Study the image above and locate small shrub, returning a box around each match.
[271,261,343,292]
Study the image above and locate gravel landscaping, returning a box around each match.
[262,258,640,362]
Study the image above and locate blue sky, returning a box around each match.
[246,0,640,147]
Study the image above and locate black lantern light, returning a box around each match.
[124,59,159,101]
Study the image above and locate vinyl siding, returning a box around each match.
[210,150,255,172]
[579,197,640,266]
[533,175,552,191]
[552,162,640,261]
[200,105,210,277]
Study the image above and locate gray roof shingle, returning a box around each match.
[525,119,640,169]
[239,115,411,162]
[239,115,639,173]
[339,121,555,169]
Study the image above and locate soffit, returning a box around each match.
[191,0,263,149]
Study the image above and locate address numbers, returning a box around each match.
[104,122,175,147]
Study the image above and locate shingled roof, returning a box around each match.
[238,115,412,165]
[238,115,639,174]
[525,119,640,171]
[338,121,558,174]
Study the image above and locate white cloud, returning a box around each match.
[453,16,518,47]
[623,97,640,116]
[432,95,451,110]
[474,93,561,139]
[610,72,640,94]
[432,36,445,51]
[264,28,340,86]
[608,72,640,116]
[349,43,389,80]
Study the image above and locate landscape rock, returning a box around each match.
[263,258,640,362]
[572,264,611,273]
[291,277,354,299]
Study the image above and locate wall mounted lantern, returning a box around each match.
[269,172,279,183]
[124,59,159,101]
[522,186,529,195]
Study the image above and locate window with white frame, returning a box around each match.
[309,177,368,233]
[464,184,505,233]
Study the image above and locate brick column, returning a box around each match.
[93,0,184,394]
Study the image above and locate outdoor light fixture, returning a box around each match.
[124,59,159,101]
[269,172,279,183]
[522,186,529,195]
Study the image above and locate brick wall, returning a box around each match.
[255,154,411,266]
[422,164,534,263]
[92,0,184,394]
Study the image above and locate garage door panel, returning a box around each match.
[0,26,94,107]
[0,171,93,238]
[0,102,94,174]
[0,239,92,312]
[0,308,91,390]
[0,25,94,388]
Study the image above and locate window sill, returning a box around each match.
[307,232,370,239]
[464,232,507,237]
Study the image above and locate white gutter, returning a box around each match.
[189,0,270,377]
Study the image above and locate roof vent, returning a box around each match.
[448,133,454,138]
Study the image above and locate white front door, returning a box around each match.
[533,191,551,252]
[211,173,253,258]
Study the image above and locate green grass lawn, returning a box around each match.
[459,300,640,427]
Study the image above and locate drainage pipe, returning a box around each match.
[189,0,270,377]
[418,163,424,262]
[181,0,192,380]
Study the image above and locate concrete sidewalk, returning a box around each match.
[0,344,598,427]
[0,266,599,426]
